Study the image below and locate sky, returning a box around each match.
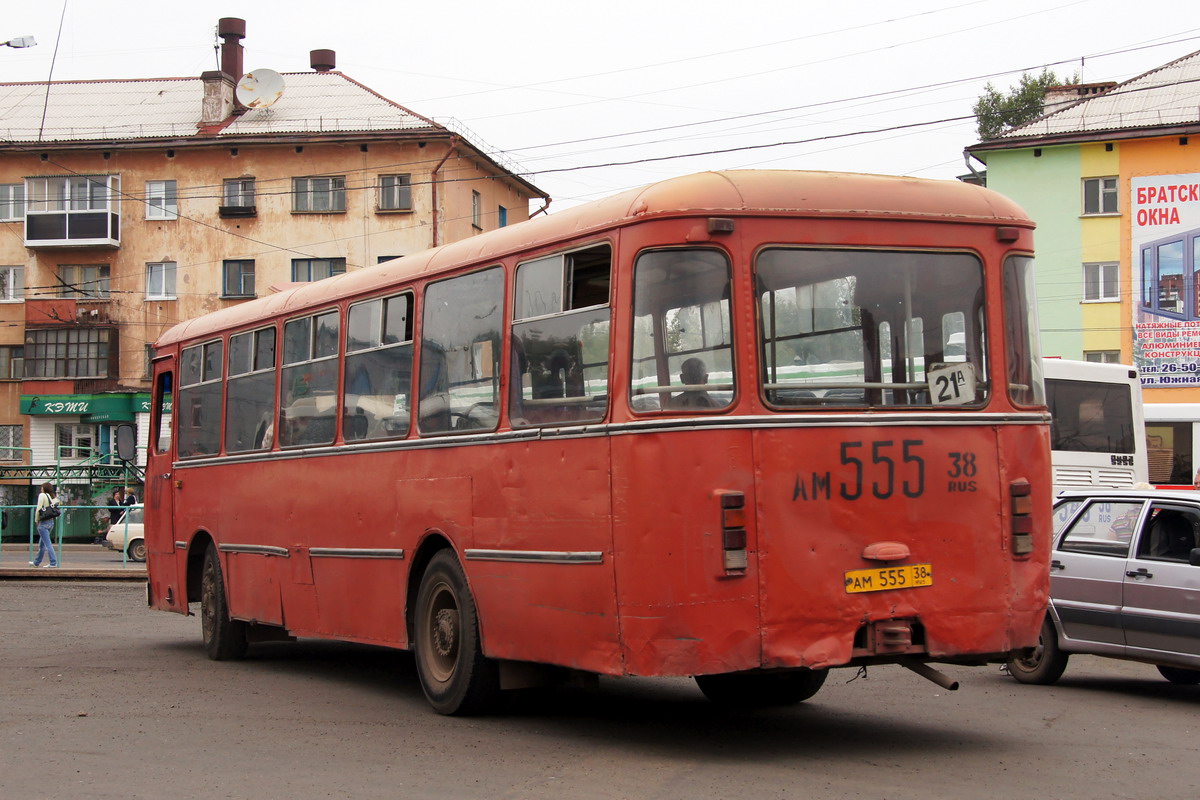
[2,0,1197,213]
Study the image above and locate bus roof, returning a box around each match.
[157,169,1032,348]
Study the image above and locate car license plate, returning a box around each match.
[844,564,933,593]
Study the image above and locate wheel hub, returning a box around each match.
[432,608,458,657]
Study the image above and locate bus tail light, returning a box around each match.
[718,491,748,575]
[1010,479,1033,556]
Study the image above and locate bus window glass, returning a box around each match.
[419,267,503,434]
[280,311,339,447]
[226,328,277,453]
[177,340,222,457]
[511,244,611,427]
[1146,421,1192,485]
[1045,378,1135,454]
[344,294,414,441]
[757,249,985,407]
[630,249,733,412]
[1005,255,1045,406]
[154,370,172,455]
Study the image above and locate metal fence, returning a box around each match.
[0,503,144,569]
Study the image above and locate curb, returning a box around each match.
[0,568,146,581]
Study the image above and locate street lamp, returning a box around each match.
[3,36,37,49]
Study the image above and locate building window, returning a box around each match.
[0,424,23,461]
[293,176,346,213]
[144,343,155,379]
[146,262,177,300]
[292,258,346,282]
[24,328,112,378]
[223,178,255,207]
[471,191,481,228]
[378,174,412,211]
[1083,177,1119,215]
[377,255,402,264]
[1084,350,1121,364]
[1083,262,1119,301]
[222,260,255,298]
[59,264,110,300]
[498,206,507,228]
[0,345,23,379]
[0,266,23,301]
[25,175,120,246]
[56,423,97,459]
[0,184,23,221]
[146,180,178,220]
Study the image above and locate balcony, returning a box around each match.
[23,175,121,249]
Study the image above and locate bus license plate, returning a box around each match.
[844,564,933,593]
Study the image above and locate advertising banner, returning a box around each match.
[1131,173,1200,387]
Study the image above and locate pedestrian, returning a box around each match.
[122,487,138,507]
[30,482,61,568]
[101,487,125,544]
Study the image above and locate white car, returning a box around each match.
[104,504,145,562]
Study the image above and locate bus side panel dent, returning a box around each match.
[610,430,762,677]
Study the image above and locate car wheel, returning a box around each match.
[695,668,828,706]
[1156,665,1200,685]
[1006,617,1069,685]
[413,550,500,715]
[128,539,147,562]
[200,543,247,661]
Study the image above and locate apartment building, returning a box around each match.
[0,17,545,520]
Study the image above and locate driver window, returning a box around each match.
[1059,500,1141,557]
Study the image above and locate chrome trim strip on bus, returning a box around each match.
[309,547,406,559]
[464,549,605,564]
[217,543,291,557]
[174,541,187,550]
[172,412,1050,468]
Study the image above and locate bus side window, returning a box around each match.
[280,311,339,447]
[630,249,733,412]
[344,294,414,441]
[511,244,611,427]
[153,370,173,455]
[419,267,503,434]
[177,341,223,458]
[225,327,276,453]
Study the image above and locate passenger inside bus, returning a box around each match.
[668,357,715,409]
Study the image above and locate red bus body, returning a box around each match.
[144,171,1050,710]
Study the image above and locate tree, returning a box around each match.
[972,69,1078,141]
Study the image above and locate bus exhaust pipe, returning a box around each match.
[900,660,959,691]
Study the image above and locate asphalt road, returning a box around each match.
[3,582,1197,800]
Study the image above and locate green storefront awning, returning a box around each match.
[20,393,154,423]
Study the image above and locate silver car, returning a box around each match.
[1008,489,1200,685]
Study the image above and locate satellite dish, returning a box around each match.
[236,69,286,109]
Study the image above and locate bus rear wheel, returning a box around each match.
[694,668,828,707]
[1006,617,1068,685]
[200,543,247,661]
[413,551,500,715]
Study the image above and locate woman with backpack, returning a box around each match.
[30,482,61,568]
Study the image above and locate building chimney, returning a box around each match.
[310,49,336,72]
[1042,81,1117,115]
[219,18,246,80]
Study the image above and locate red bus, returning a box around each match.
[143,170,1050,714]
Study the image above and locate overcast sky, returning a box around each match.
[3,1,1196,212]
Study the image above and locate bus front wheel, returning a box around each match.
[413,551,500,715]
[200,543,248,661]
[694,668,828,707]
[1006,617,1068,685]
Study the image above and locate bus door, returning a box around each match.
[145,364,183,611]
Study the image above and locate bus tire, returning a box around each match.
[694,668,828,707]
[413,550,500,715]
[1006,617,1068,685]
[201,543,248,661]
[1156,665,1200,685]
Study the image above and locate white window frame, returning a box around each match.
[1084,350,1121,364]
[59,264,110,300]
[56,422,97,459]
[0,183,24,221]
[1082,176,1119,216]
[471,190,481,229]
[223,178,255,207]
[293,176,346,213]
[378,174,412,211]
[1083,261,1119,302]
[146,180,178,220]
[291,258,347,282]
[146,261,177,300]
[0,423,23,460]
[0,266,24,302]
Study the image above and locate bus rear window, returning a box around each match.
[756,249,986,408]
